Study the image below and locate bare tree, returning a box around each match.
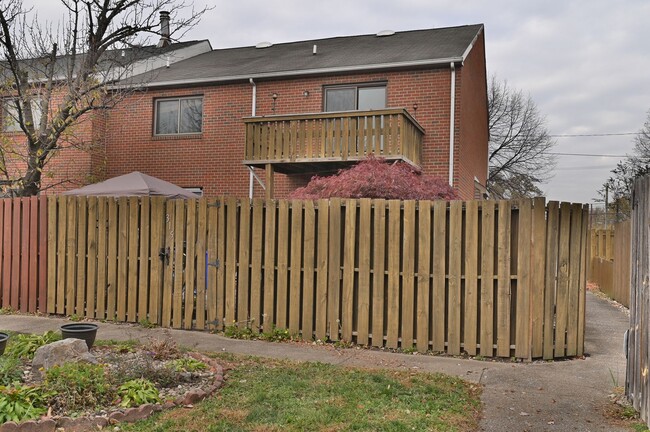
[487,75,556,199]
[0,0,209,196]
[597,110,650,220]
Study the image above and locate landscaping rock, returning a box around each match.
[181,389,205,406]
[0,422,19,432]
[32,339,97,380]
[121,405,154,423]
[108,411,126,423]
[57,416,107,431]
[20,420,54,432]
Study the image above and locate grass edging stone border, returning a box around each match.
[0,352,224,432]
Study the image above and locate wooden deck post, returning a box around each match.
[265,164,274,200]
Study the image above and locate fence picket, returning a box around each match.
[432,201,446,352]
[20,198,30,313]
[195,199,208,329]
[372,199,386,347]
[327,198,342,340]
[566,203,583,356]
[315,199,329,341]
[276,200,290,329]
[11,199,20,310]
[531,197,546,358]
[555,203,571,358]
[290,200,303,335]
[263,200,277,332]
[480,200,495,357]
[544,202,559,359]
[302,200,316,340]
[138,198,151,324]
[250,199,264,332]
[184,199,198,329]
[96,197,108,319]
[416,200,432,352]
[116,197,128,321]
[237,199,252,328]
[401,200,416,349]
[342,199,356,342]
[357,199,372,346]
[206,199,219,330]
[386,200,401,349]
[496,200,511,358]
[75,197,88,317]
[464,200,479,356]
[515,199,532,359]
[160,199,175,327]
[65,197,77,317]
[148,198,165,325]
[448,201,462,355]
[127,197,139,322]
[86,197,98,319]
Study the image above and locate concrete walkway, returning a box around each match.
[0,291,630,431]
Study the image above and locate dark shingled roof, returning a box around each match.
[127,24,483,87]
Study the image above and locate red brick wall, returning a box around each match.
[456,31,489,199]
[102,64,486,199]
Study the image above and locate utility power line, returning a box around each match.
[549,132,641,137]
[547,152,629,157]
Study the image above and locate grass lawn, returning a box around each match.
[122,353,482,432]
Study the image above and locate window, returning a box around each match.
[324,84,386,112]
[3,99,43,132]
[154,96,203,135]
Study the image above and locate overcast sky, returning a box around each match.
[26,0,650,204]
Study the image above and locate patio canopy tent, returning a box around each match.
[63,171,198,199]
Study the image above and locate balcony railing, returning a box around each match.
[243,108,424,172]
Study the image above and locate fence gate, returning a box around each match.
[47,196,224,331]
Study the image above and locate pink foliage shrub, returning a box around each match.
[289,157,458,200]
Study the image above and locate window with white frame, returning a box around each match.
[154,96,203,135]
[3,99,43,132]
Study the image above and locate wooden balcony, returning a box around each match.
[243,108,424,174]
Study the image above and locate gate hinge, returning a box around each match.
[208,259,220,269]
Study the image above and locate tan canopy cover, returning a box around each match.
[63,172,198,199]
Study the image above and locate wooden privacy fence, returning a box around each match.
[588,221,631,307]
[47,196,589,360]
[0,197,48,313]
[627,175,650,425]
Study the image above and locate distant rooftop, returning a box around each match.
[126,24,484,88]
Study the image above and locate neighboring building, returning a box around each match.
[0,11,211,196]
[4,24,489,200]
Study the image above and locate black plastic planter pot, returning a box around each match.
[60,323,98,349]
[0,332,8,355]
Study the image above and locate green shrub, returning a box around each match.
[117,379,160,407]
[7,331,59,359]
[0,357,23,386]
[170,357,207,373]
[224,324,255,340]
[44,362,114,412]
[0,384,50,423]
[259,326,292,342]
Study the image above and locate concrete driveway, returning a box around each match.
[0,291,630,431]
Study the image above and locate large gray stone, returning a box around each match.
[32,338,97,380]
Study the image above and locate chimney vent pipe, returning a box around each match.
[157,11,171,48]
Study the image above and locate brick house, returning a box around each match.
[5,24,489,200]
[0,35,212,195]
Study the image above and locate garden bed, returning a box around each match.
[0,331,224,431]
